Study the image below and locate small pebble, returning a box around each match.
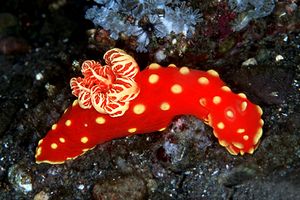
[242,58,258,66]
[8,163,32,194]
[275,55,284,62]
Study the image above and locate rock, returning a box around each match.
[232,167,300,200]
[154,115,213,172]
[8,163,33,194]
[229,65,295,105]
[0,13,18,34]
[93,174,147,200]
[33,191,49,200]
[218,164,258,187]
[0,36,30,55]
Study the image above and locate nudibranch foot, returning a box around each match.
[35,48,263,164]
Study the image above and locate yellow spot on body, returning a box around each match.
[36,147,42,157]
[199,98,207,107]
[179,67,190,75]
[213,131,219,138]
[247,147,254,154]
[38,139,43,145]
[241,101,248,112]
[213,96,221,104]
[96,117,106,124]
[160,102,170,111]
[159,127,166,131]
[72,100,78,107]
[59,137,65,143]
[171,84,183,94]
[51,124,57,130]
[84,123,88,127]
[128,128,137,133]
[81,137,89,144]
[243,135,249,141]
[253,128,263,145]
[221,86,231,92]
[198,77,209,85]
[219,140,229,147]
[217,122,225,129]
[51,143,58,149]
[168,64,176,68]
[133,104,146,115]
[259,119,264,126]
[207,69,219,77]
[148,74,159,84]
[206,114,213,126]
[226,146,238,155]
[232,142,244,149]
[237,128,245,133]
[82,146,95,153]
[65,120,71,126]
[226,110,234,118]
[82,148,90,152]
[257,106,263,115]
[238,93,247,98]
[240,150,245,155]
[149,63,161,69]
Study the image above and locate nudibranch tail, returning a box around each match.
[35,48,263,164]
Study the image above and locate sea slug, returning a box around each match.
[35,48,263,164]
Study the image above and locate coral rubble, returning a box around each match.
[85,0,202,52]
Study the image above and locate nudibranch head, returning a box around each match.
[205,88,264,155]
[70,48,140,117]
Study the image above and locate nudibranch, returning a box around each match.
[35,48,263,164]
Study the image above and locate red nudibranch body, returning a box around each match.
[35,48,263,164]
